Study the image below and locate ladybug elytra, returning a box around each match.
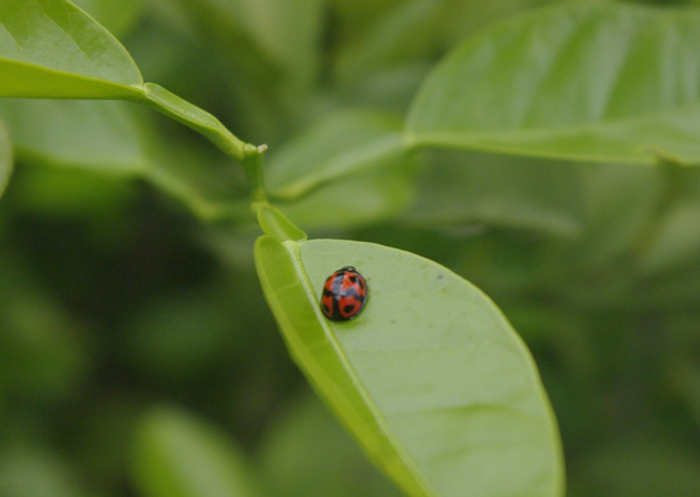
[320,266,368,321]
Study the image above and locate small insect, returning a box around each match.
[320,266,368,321]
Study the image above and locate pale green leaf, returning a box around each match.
[131,406,262,497]
[255,236,564,497]
[0,99,145,173]
[257,202,307,243]
[0,99,249,220]
[403,150,583,237]
[276,160,416,232]
[0,0,143,98]
[406,2,700,165]
[266,109,406,200]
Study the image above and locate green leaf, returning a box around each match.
[0,447,89,497]
[0,0,252,160]
[72,0,144,37]
[277,160,416,232]
[0,0,143,98]
[0,99,250,220]
[175,0,323,96]
[140,83,255,163]
[257,202,307,243]
[634,167,700,275]
[406,2,700,165]
[131,406,262,497]
[234,0,324,96]
[0,99,146,173]
[0,118,11,198]
[571,162,665,266]
[266,109,406,200]
[334,0,445,86]
[403,150,583,237]
[258,391,404,497]
[255,236,564,497]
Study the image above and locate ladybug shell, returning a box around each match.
[320,266,368,321]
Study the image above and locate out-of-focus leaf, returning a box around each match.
[0,99,146,173]
[636,201,700,275]
[255,233,565,497]
[0,254,90,402]
[258,391,404,497]
[0,447,89,497]
[635,167,700,274]
[277,157,416,232]
[131,406,262,497]
[403,150,582,237]
[571,162,665,266]
[334,0,542,91]
[72,0,145,37]
[329,0,403,42]
[406,2,700,165]
[234,0,323,96]
[0,118,11,198]
[121,288,236,378]
[170,0,322,103]
[0,99,250,220]
[267,109,406,199]
[575,440,700,497]
[334,0,445,86]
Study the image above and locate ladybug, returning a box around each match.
[320,266,368,321]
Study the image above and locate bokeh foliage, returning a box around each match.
[2,0,700,496]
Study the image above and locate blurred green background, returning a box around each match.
[2,0,700,496]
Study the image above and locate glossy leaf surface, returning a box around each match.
[255,234,564,497]
[406,2,700,165]
[0,0,143,98]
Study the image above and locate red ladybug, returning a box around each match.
[320,266,368,321]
